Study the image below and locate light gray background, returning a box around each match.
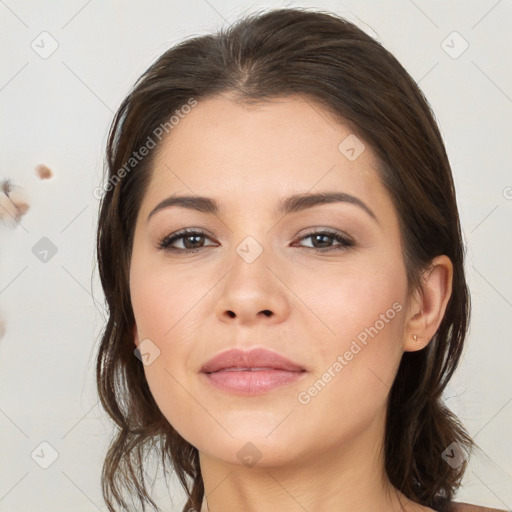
[0,1,511,511]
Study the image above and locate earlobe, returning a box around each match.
[403,255,453,352]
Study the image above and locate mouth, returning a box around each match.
[200,348,307,395]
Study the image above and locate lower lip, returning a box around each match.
[201,369,306,395]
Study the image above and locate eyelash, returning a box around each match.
[157,228,355,254]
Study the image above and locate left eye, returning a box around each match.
[158,229,354,253]
[295,230,354,251]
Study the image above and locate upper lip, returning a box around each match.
[200,348,306,373]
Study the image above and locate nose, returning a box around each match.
[214,243,291,325]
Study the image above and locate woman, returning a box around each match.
[95,7,507,512]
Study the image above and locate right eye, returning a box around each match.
[158,229,217,253]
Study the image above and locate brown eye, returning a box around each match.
[158,229,216,252]
[296,229,355,252]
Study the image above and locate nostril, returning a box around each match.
[261,310,272,317]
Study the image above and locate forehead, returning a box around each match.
[142,94,394,224]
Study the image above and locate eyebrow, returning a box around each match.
[147,191,378,224]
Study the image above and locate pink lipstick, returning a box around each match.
[200,347,307,395]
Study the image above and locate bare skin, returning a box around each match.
[130,94,453,512]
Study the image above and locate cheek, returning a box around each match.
[130,261,208,341]
[130,269,196,376]
[291,278,405,451]
[290,254,407,359]
[130,264,212,442]
[289,256,407,417]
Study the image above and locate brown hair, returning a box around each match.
[95,7,475,512]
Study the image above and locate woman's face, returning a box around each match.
[129,94,412,467]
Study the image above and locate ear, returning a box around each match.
[403,255,453,352]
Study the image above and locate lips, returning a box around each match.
[200,347,306,374]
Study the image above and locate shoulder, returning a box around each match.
[451,501,509,512]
